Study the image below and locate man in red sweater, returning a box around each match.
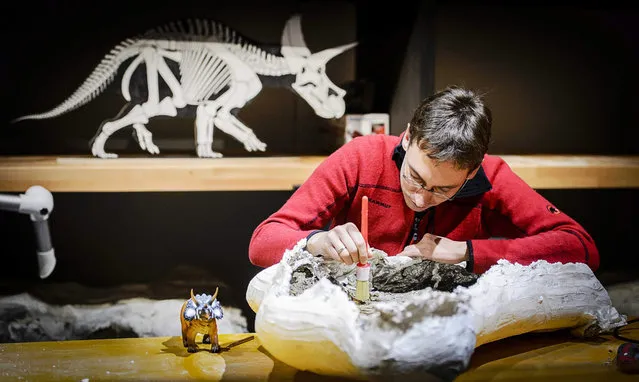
[249,86,599,274]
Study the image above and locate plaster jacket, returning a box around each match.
[248,134,600,274]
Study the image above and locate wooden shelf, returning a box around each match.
[498,155,639,189]
[0,156,327,192]
[0,155,637,192]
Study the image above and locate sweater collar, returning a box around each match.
[391,140,492,199]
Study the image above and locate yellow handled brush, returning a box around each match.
[355,196,370,302]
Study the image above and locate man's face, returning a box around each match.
[400,131,475,212]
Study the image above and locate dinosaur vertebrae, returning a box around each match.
[12,39,139,122]
[146,19,291,76]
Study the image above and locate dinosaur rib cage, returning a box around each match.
[179,48,231,103]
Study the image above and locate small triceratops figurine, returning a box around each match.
[180,287,224,353]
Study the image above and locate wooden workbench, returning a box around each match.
[1,322,637,381]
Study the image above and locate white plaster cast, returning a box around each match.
[246,239,626,380]
[466,259,625,347]
[12,15,356,159]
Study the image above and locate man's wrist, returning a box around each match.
[464,240,474,273]
[454,240,469,262]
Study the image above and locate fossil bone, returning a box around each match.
[246,239,626,380]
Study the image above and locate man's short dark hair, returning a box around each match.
[408,86,492,171]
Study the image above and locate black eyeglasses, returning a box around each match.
[401,163,470,201]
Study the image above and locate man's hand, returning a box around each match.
[305,223,370,265]
[397,233,468,264]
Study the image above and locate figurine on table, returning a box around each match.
[180,287,224,353]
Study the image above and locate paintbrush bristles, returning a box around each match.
[356,279,370,302]
[355,262,371,302]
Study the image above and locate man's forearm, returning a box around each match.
[469,229,599,274]
[248,222,314,267]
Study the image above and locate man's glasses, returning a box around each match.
[401,164,469,202]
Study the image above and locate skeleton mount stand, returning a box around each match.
[0,185,56,278]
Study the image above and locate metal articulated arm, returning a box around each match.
[0,185,56,278]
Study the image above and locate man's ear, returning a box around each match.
[402,124,411,151]
[467,165,481,179]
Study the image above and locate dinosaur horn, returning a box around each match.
[190,288,197,303]
[212,287,219,301]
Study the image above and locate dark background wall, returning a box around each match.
[0,1,637,331]
[429,3,638,286]
[433,4,637,155]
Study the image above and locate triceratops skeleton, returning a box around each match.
[12,15,356,159]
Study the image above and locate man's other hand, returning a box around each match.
[398,233,468,264]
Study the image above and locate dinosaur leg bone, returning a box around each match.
[213,110,267,152]
[204,83,266,152]
[133,97,178,154]
[91,105,148,159]
[129,51,185,154]
[92,46,185,158]
[132,123,159,155]
[91,97,177,158]
[142,48,160,106]
[194,79,265,157]
[195,104,222,158]
[156,50,187,108]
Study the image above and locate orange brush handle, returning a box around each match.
[361,196,368,263]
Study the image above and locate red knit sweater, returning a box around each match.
[248,134,600,274]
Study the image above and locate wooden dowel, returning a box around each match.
[361,195,368,249]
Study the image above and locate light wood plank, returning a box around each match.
[0,155,637,192]
[499,155,639,189]
[0,156,327,192]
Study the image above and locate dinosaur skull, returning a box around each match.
[281,15,356,119]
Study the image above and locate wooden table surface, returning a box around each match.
[1,322,638,381]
